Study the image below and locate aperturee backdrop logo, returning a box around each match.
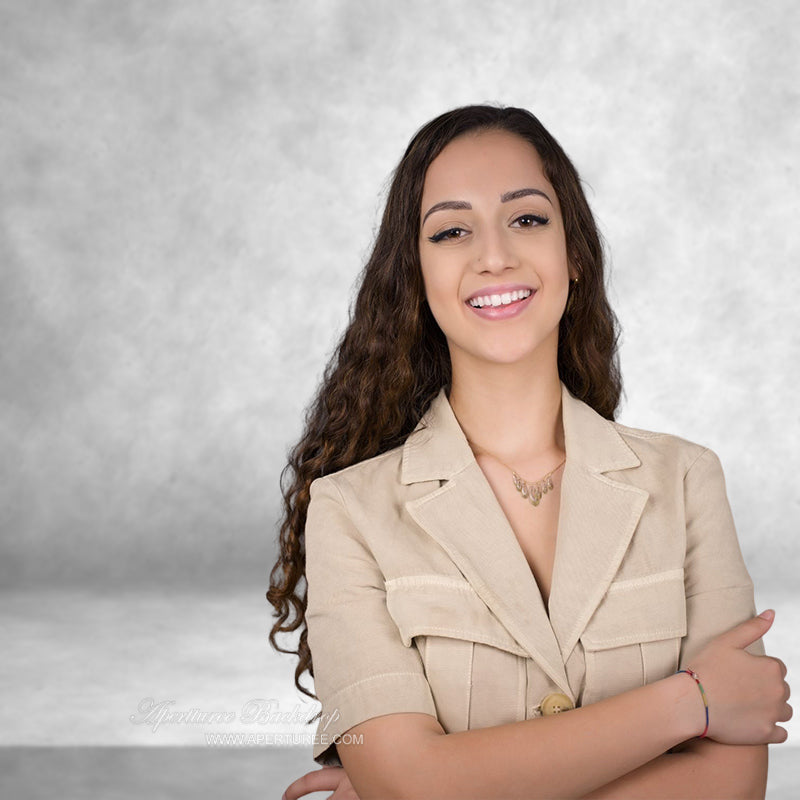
[128,697,356,747]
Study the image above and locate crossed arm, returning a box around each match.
[333,634,777,800]
[285,717,769,800]
[286,612,787,799]
[580,738,767,799]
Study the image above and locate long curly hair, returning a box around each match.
[267,105,622,698]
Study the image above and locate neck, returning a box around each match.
[448,354,565,469]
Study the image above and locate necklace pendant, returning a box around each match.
[504,460,565,510]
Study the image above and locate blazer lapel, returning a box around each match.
[402,390,571,695]
[547,385,649,661]
[402,386,651,687]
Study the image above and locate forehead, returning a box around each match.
[421,130,551,202]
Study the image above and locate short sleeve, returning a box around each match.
[679,447,764,666]
[304,477,437,765]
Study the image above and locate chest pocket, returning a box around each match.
[385,576,529,733]
[580,569,687,705]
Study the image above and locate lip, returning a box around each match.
[465,284,536,320]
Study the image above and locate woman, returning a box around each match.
[268,105,791,799]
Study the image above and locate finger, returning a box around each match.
[283,767,345,800]
[772,657,788,679]
[782,682,792,704]
[283,770,341,800]
[717,610,774,650]
[769,725,788,744]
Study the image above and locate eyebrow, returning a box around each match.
[421,200,471,224]
[421,188,553,224]
[500,187,552,205]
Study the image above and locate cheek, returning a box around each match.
[421,282,462,343]
[420,261,453,313]
[423,289,452,334]
[543,249,571,297]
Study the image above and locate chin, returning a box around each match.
[448,328,559,370]
[471,344,545,368]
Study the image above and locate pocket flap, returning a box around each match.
[385,575,528,657]
[581,569,687,650]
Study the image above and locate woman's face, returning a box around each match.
[419,129,572,371]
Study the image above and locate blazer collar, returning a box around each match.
[400,384,648,697]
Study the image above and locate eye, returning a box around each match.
[428,226,468,243]
[512,213,549,228]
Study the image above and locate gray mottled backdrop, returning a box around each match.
[1,0,798,793]
[3,0,798,590]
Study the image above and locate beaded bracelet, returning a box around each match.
[676,668,709,738]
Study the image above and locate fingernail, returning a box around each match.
[758,609,775,621]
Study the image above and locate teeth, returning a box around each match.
[469,289,531,309]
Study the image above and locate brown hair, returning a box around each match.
[267,105,621,698]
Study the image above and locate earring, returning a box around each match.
[566,277,579,314]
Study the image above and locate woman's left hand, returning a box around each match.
[282,766,360,800]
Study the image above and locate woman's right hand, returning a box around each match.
[684,609,792,744]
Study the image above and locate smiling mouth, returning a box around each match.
[467,289,532,309]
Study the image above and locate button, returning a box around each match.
[540,693,574,716]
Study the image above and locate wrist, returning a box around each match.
[676,668,709,738]
[660,672,708,742]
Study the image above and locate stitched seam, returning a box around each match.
[517,657,526,722]
[386,575,473,592]
[320,444,403,484]
[683,446,711,481]
[327,477,351,518]
[409,459,474,503]
[402,625,526,655]
[590,471,649,497]
[639,642,647,684]
[614,426,665,440]
[408,480,454,506]
[329,671,429,701]
[583,649,598,706]
[685,583,754,600]
[584,627,685,648]
[464,641,474,730]
[607,569,684,592]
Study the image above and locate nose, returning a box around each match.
[474,226,519,274]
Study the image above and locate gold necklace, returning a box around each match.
[470,443,566,507]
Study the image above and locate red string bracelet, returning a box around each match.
[677,668,709,738]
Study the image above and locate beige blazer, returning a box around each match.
[304,384,760,765]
